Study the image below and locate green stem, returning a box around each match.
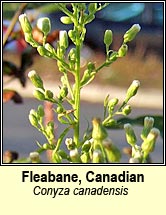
[73,42,81,147]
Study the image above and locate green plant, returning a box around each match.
[17,3,160,163]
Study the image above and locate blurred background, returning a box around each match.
[2,3,164,163]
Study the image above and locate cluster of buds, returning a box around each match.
[29,105,56,146]
[124,117,160,163]
[28,70,56,102]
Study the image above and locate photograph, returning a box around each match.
[2,2,164,164]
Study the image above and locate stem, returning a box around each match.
[73,42,81,147]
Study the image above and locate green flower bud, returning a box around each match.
[124,123,137,147]
[37,17,51,36]
[68,30,77,44]
[58,86,68,100]
[59,30,68,49]
[56,106,64,114]
[124,24,141,43]
[46,121,54,138]
[28,70,44,90]
[44,43,56,54]
[124,80,140,103]
[29,152,41,163]
[141,117,154,140]
[102,118,117,127]
[81,153,90,163]
[60,16,73,24]
[43,143,52,150]
[87,62,95,71]
[104,30,113,47]
[92,149,103,163]
[24,33,39,47]
[19,14,32,34]
[45,90,54,99]
[108,98,119,113]
[118,44,128,57]
[33,90,45,101]
[109,52,118,63]
[80,69,96,87]
[92,118,108,141]
[141,128,160,158]
[29,113,38,127]
[68,48,76,62]
[122,105,132,116]
[29,109,37,117]
[37,46,53,58]
[37,105,44,117]
[88,3,97,14]
[103,139,121,162]
[82,140,91,153]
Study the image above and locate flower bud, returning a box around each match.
[103,139,121,162]
[68,48,76,62]
[29,152,41,163]
[141,128,160,157]
[124,123,137,147]
[102,118,117,127]
[19,14,32,34]
[43,143,51,150]
[124,24,141,43]
[37,105,44,117]
[80,69,96,87]
[58,86,68,101]
[81,153,90,163]
[124,80,140,103]
[141,117,154,140]
[28,70,44,90]
[104,30,113,47]
[45,90,54,99]
[129,157,140,163]
[68,30,76,44]
[82,140,91,153]
[109,52,118,63]
[70,149,80,163]
[87,62,95,71]
[29,113,38,127]
[92,118,108,140]
[44,43,56,54]
[88,3,97,14]
[92,149,103,163]
[59,30,68,49]
[108,98,119,113]
[56,106,64,114]
[37,46,52,58]
[33,90,45,101]
[24,33,39,47]
[60,16,73,24]
[37,17,51,36]
[45,122,54,140]
[122,105,132,116]
[118,44,128,57]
